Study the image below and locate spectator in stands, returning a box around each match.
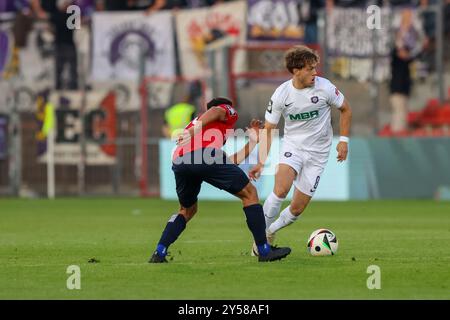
[74,0,96,17]
[144,0,198,14]
[389,7,426,133]
[95,0,132,11]
[34,0,79,90]
[162,100,196,138]
[2,1,33,80]
[388,0,413,6]
[96,0,223,13]
[420,0,436,37]
[30,0,48,19]
[326,0,384,9]
[162,82,200,138]
[204,0,232,5]
[11,1,33,49]
[445,0,450,61]
[417,0,436,76]
[97,0,166,11]
[144,0,168,14]
[299,0,325,44]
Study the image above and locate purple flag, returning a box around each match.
[0,31,10,75]
[74,0,95,17]
[0,0,30,12]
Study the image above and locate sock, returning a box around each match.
[243,204,270,256]
[268,206,298,234]
[156,243,167,257]
[263,192,285,233]
[257,243,271,256]
[156,213,186,257]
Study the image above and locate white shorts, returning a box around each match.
[278,141,329,197]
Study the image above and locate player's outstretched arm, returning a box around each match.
[177,107,226,146]
[229,119,263,165]
[248,121,277,180]
[336,99,352,162]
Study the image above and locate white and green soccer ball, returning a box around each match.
[307,229,338,256]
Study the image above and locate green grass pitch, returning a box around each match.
[1,198,449,299]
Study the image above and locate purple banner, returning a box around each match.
[0,0,29,12]
[0,0,93,15]
[247,0,305,42]
[0,30,10,76]
[74,0,95,17]
[0,0,16,12]
[0,115,7,160]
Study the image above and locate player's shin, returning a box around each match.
[243,204,271,256]
[267,206,298,234]
[155,213,187,257]
[263,192,285,232]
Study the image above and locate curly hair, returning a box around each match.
[284,45,319,74]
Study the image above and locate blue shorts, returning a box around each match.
[172,148,250,208]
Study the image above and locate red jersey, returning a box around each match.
[172,104,238,160]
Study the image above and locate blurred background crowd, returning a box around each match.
[0,0,449,197]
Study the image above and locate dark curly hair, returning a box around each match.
[206,97,233,109]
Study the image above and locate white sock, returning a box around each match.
[268,206,298,234]
[263,192,285,233]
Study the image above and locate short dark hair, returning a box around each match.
[206,97,233,110]
[285,45,319,74]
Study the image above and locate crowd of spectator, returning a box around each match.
[0,0,235,15]
[2,0,449,16]
[1,0,449,135]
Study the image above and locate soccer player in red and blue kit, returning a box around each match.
[149,97,291,263]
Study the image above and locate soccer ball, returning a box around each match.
[307,229,338,256]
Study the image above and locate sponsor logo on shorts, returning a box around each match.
[310,176,321,193]
[284,152,292,158]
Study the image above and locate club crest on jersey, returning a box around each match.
[284,152,292,158]
[311,96,319,104]
[224,104,236,116]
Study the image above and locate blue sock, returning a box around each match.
[155,214,186,256]
[257,243,271,256]
[243,204,270,256]
[156,244,167,257]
